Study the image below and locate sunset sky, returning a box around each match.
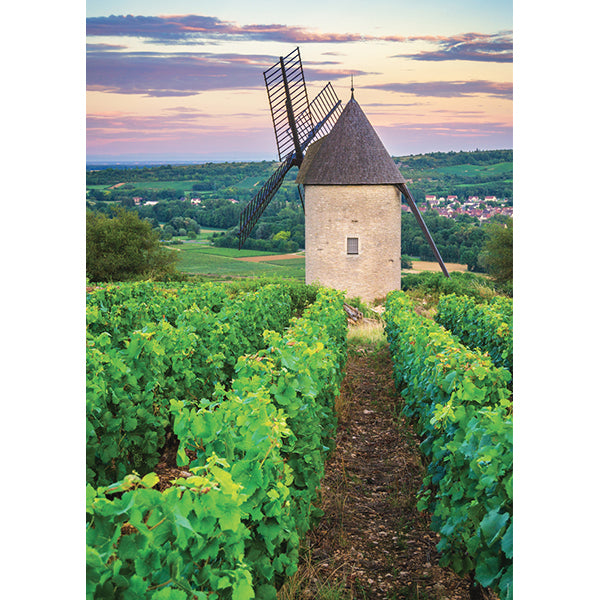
[86,0,513,162]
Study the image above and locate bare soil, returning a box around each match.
[405,261,468,273]
[235,253,305,262]
[285,345,478,600]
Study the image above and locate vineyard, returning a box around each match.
[86,281,512,600]
[384,292,512,599]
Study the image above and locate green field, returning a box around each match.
[199,227,227,234]
[87,180,202,193]
[454,179,512,190]
[132,180,198,192]
[435,162,513,177]
[180,246,276,258]
[171,243,305,279]
[164,229,226,246]
[236,176,266,190]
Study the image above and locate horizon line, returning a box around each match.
[86,146,513,165]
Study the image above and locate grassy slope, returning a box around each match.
[172,243,305,279]
[435,162,512,177]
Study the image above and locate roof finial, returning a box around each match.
[351,74,355,99]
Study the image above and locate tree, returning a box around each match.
[479,219,513,283]
[87,207,178,281]
[460,248,479,272]
[272,230,291,242]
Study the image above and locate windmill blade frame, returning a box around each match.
[237,154,295,248]
[264,47,312,162]
[237,48,342,248]
[300,83,343,150]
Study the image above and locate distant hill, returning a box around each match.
[393,149,512,202]
[86,149,512,203]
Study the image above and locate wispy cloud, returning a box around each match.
[86,14,510,54]
[86,42,129,51]
[86,48,361,97]
[87,50,266,97]
[87,111,223,134]
[86,14,371,44]
[394,32,512,63]
[367,80,513,99]
[86,107,274,159]
[87,107,268,130]
[384,121,512,135]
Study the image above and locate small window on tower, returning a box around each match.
[347,237,359,255]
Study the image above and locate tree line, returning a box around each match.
[87,187,509,268]
[86,207,512,291]
[86,161,276,187]
[395,149,512,169]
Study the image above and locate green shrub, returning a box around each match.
[87,208,178,282]
[401,271,497,300]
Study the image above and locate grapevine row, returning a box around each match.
[86,286,348,600]
[384,291,513,600]
[86,280,319,346]
[86,284,295,487]
[435,293,513,372]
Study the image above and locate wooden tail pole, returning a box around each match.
[397,183,450,278]
[280,55,303,163]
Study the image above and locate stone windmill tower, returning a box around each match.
[237,48,448,301]
[296,88,407,301]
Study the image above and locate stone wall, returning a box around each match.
[304,184,402,302]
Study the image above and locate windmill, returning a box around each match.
[237,47,449,298]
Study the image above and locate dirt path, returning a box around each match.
[235,253,304,262]
[283,345,474,599]
[405,261,467,273]
[152,332,486,598]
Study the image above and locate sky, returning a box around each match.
[86,0,513,162]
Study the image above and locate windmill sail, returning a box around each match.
[237,154,295,248]
[237,48,342,248]
[264,47,312,162]
[301,83,344,149]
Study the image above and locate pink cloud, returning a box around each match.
[367,80,513,99]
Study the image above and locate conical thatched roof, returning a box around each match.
[296,96,406,185]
